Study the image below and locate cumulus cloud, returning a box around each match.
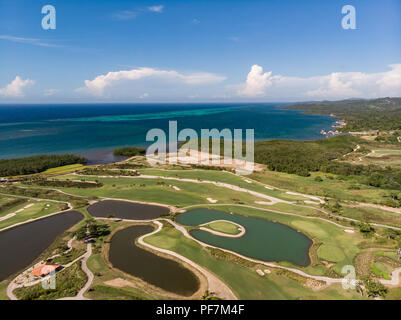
[237,64,401,100]
[238,65,273,97]
[147,5,164,13]
[78,67,226,97]
[0,76,35,97]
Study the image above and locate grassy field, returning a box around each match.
[137,168,313,202]
[0,200,63,230]
[340,205,401,228]
[204,221,241,235]
[145,222,365,300]
[249,169,398,204]
[0,281,8,300]
[41,164,85,175]
[52,174,268,208]
[358,149,401,167]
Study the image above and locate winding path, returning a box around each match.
[138,220,237,300]
[58,243,93,300]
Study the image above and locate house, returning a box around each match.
[31,262,61,277]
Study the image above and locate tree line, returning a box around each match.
[0,154,87,177]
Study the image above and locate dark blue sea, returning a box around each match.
[0,103,336,164]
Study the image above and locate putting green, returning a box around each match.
[204,221,241,235]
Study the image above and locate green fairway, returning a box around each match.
[137,168,312,202]
[317,245,345,263]
[41,164,85,175]
[203,221,242,235]
[145,223,365,300]
[197,204,364,276]
[52,174,266,207]
[0,200,63,230]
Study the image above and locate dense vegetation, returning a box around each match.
[74,219,110,240]
[0,154,87,177]
[113,147,146,157]
[79,168,140,176]
[27,179,103,188]
[286,97,401,132]
[254,135,358,176]
[254,135,401,196]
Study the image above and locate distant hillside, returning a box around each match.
[286,97,401,132]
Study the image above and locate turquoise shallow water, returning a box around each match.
[0,103,335,163]
[176,208,312,267]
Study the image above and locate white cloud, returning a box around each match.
[139,93,149,99]
[237,64,401,100]
[78,67,226,97]
[0,35,63,48]
[113,10,139,20]
[238,65,273,97]
[148,5,164,13]
[0,76,35,98]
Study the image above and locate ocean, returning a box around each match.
[0,103,336,164]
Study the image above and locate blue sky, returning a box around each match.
[0,0,400,102]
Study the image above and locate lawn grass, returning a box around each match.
[52,174,264,207]
[204,221,241,235]
[340,206,401,228]
[0,200,63,230]
[0,281,8,300]
[41,164,85,175]
[145,223,364,300]
[370,262,391,280]
[0,197,28,217]
[137,168,312,202]
[249,170,398,204]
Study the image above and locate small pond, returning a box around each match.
[109,225,200,296]
[0,211,83,281]
[176,208,312,267]
[88,200,169,220]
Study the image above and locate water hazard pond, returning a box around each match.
[0,211,83,281]
[109,225,200,296]
[88,200,169,220]
[176,209,312,267]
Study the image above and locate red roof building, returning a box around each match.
[31,262,60,277]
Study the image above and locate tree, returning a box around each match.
[314,176,323,182]
[362,276,388,298]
